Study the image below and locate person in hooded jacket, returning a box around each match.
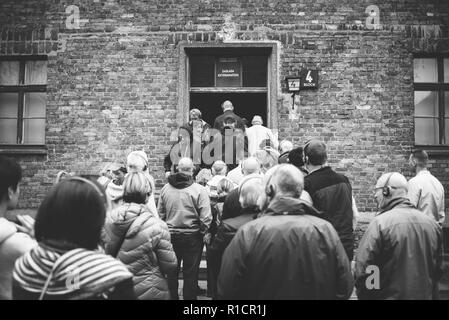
[355,172,442,300]
[104,172,177,300]
[218,164,353,300]
[158,157,212,300]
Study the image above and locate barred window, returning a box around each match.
[0,56,47,145]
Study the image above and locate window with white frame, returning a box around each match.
[0,56,47,145]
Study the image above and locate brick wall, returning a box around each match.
[0,0,448,212]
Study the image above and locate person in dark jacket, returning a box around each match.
[164,125,208,178]
[213,100,245,132]
[303,139,354,260]
[104,172,177,300]
[209,175,262,299]
[158,157,212,300]
[188,108,211,142]
[355,172,442,300]
[13,177,135,300]
[218,164,353,300]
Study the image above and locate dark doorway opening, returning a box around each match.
[190,92,267,129]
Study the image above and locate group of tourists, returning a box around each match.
[0,100,445,300]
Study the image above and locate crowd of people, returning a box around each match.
[0,100,446,300]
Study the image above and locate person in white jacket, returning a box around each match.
[245,115,278,156]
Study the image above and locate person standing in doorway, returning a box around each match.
[213,100,245,132]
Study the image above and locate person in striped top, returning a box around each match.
[12,177,135,300]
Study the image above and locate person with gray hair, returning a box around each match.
[218,164,353,299]
[278,139,294,164]
[208,175,263,299]
[158,157,212,300]
[246,115,278,156]
[407,149,445,224]
[221,157,263,220]
[355,172,442,300]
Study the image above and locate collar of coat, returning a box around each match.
[261,196,322,218]
[377,197,415,215]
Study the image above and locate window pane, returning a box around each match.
[445,59,449,83]
[23,119,45,144]
[242,56,267,87]
[0,93,19,118]
[25,60,47,85]
[0,61,20,85]
[415,118,439,145]
[414,58,438,83]
[0,119,17,143]
[190,56,215,87]
[414,91,438,116]
[446,92,449,117]
[446,119,449,144]
[24,93,46,118]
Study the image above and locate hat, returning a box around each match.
[127,151,149,172]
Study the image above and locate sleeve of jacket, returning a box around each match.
[157,187,167,221]
[267,128,279,151]
[354,219,382,300]
[333,228,354,300]
[407,179,421,208]
[197,187,212,234]
[163,150,173,173]
[217,226,251,300]
[152,221,178,277]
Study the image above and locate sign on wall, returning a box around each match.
[216,57,241,87]
[300,69,318,89]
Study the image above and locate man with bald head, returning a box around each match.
[221,157,262,220]
[303,139,354,260]
[158,157,212,300]
[213,100,245,132]
[218,164,353,299]
[355,172,442,300]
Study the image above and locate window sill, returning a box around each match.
[0,145,47,155]
[414,145,449,157]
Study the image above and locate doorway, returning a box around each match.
[190,92,267,128]
[178,43,279,130]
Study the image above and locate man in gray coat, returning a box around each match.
[158,157,212,300]
[218,164,353,299]
[355,172,442,299]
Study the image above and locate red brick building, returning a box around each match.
[0,0,448,217]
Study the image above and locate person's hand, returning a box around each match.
[165,171,171,179]
[203,233,212,245]
[16,215,35,238]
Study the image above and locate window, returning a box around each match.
[0,56,47,145]
[413,55,449,146]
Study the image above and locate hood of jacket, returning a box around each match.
[168,172,194,189]
[13,243,132,299]
[262,196,322,218]
[0,218,16,245]
[109,203,152,239]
